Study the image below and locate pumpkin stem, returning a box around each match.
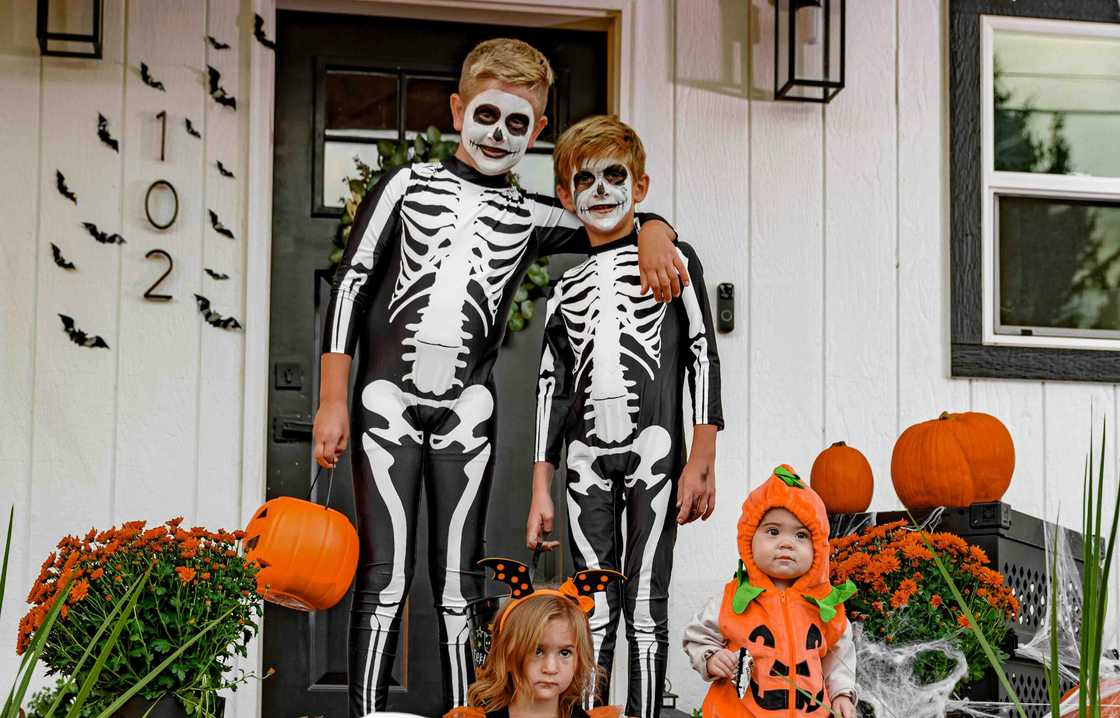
[831,441,847,448]
[939,412,952,420]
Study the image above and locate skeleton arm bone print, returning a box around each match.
[676,242,724,429]
[323,165,411,356]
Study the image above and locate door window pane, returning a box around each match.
[325,70,398,137]
[404,76,457,135]
[998,195,1120,336]
[993,28,1120,177]
[322,141,383,208]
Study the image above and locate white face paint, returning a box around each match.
[461,89,535,175]
[571,158,633,233]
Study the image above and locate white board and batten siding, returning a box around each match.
[0,0,263,714]
[2,0,1119,713]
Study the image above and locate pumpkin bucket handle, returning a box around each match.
[307,466,336,508]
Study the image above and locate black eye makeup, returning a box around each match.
[505,113,530,136]
[473,104,500,125]
[603,164,628,185]
[573,171,597,193]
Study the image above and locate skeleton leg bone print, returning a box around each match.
[349,379,496,714]
[566,425,677,718]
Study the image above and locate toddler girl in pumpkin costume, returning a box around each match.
[682,465,858,718]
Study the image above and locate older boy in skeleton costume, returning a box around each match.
[527,115,723,718]
[313,40,687,717]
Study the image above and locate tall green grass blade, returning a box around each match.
[63,564,154,718]
[3,581,74,718]
[42,568,151,717]
[90,605,238,718]
[0,506,13,621]
[1047,522,1061,718]
[907,511,1028,718]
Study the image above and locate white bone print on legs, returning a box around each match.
[351,379,496,712]
[390,175,531,397]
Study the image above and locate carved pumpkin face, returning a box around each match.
[746,622,827,712]
[242,497,359,611]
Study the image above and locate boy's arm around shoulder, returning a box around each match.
[682,594,730,682]
[676,240,724,431]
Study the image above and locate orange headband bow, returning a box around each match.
[479,557,626,632]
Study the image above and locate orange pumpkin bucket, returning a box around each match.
[243,468,359,611]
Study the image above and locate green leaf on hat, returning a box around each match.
[774,465,804,488]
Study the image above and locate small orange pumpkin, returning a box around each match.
[810,441,874,513]
[890,411,1015,511]
[1060,678,1120,717]
[243,497,359,611]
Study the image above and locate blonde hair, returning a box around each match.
[468,594,599,715]
[459,38,554,114]
[553,115,647,189]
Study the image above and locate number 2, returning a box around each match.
[144,249,173,301]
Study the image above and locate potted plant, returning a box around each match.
[18,518,264,717]
[829,519,1020,691]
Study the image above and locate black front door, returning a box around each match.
[265,10,607,716]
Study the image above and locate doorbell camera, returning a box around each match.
[716,282,734,333]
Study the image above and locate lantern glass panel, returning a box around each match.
[39,0,102,58]
[775,0,844,102]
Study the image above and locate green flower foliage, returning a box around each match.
[331,127,549,333]
[19,519,264,716]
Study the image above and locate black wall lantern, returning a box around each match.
[37,0,103,59]
[774,0,845,103]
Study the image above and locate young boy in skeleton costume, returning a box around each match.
[527,115,723,718]
[313,39,688,718]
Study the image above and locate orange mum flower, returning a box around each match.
[175,566,197,583]
[957,613,971,628]
[930,594,943,608]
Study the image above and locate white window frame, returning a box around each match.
[980,14,1120,350]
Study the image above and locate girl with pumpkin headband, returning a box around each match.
[682,465,858,718]
[445,560,626,718]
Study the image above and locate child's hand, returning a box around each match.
[677,457,715,524]
[526,490,560,552]
[705,648,739,679]
[831,694,855,718]
[636,220,689,302]
[312,400,349,468]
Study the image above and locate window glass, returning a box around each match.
[998,195,1120,335]
[993,29,1120,177]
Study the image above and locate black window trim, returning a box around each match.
[950,0,1120,382]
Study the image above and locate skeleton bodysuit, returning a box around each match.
[324,155,668,717]
[535,231,723,718]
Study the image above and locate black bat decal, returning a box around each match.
[194,294,242,330]
[97,113,119,152]
[140,62,166,91]
[206,66,237,109]
[56,171,76,203]
[216,160,235,178]
[253,14,276,50]
[81,221,126,245]
[185,117,201,138]
[59,314,109,349]
[51,243,76,270]
[204,268,230,280]
[208,210,234,239]
[206,35,230,50]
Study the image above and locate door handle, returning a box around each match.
[273,415,313,443]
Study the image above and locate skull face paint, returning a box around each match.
[461,89,535,175]
[571,159,633,233]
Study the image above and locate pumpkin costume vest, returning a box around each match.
[701,466,856,718]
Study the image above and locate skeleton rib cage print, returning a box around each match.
[535,235,724,467]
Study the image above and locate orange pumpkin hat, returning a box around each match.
[738,464,837,600]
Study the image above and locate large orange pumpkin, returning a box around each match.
[243,496,359,611]
[890,411,1015,510]
[1060,678,1120,716]
[810,441,874,513]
